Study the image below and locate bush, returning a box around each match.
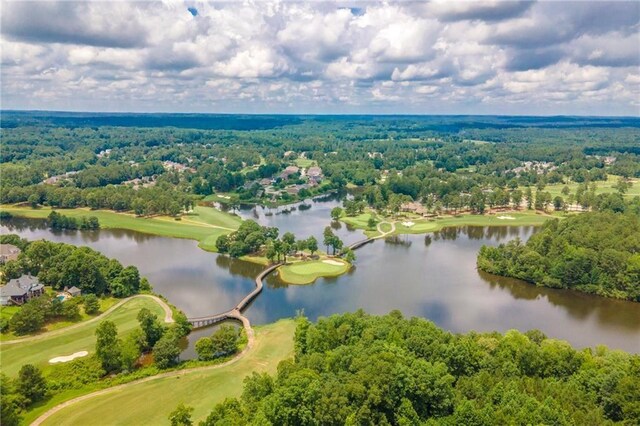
[153,329,181,369]
[83,294,100,315]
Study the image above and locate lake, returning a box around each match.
[2,205,639,354]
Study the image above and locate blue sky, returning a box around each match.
[1,1,639,115]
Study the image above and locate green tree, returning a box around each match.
[330,207,343,220]
[120,330,143,371]
[110,266,140,297]
[306,236,318,255]
[169,403,194,426]
[153,329,181,369]
[343,248,356,263]
[282,232,296,246]
[216,235,230,253]
[0,374,22,426]
[137,307,164,351]
[367,216,378,230]
[211,324,240,356]
[9,300,45,335]
[17,364,47,405]
[95,320,122,373]
[83,294,100,315]
[195,337,215,361]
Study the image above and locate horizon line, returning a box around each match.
[2,109,639,119]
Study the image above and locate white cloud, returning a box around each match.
[0,0,638,115]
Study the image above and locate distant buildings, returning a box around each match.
[280,165,300,179]
[0,275,45,306]
[42,171,78,185]
[162,161,196,173]
[0,244,21,264]
[510,161,557,176]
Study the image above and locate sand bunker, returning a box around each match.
[402,221,415,227]
[497,216,516,220]
[323,259,344,266]
[49,351,89,364]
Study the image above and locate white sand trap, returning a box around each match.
[497,215,516,220]
[402,221,415,227]
[323,259,344,266]
[49,351,88,364]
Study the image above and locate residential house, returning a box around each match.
[66,286,82,297]
[0,275,45,306]
[0,244,21,264]
[280,165,300,180]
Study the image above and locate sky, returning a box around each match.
[1,0,639,116]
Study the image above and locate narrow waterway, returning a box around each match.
[2,209,639,353]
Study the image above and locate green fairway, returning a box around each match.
[341,212,377,230]
[394,211,556,234]
[341,210,556,236]
[38,319,296,426]
[278,259,350,285]
[0,297,165,377]
[522,175,640,200]
[0,205,240,251]
[1,297,119,342]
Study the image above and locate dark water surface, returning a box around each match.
[2,215,639,353]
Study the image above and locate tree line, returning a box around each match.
[172,311,639,425]
[478,211,640,301]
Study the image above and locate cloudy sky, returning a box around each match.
[1,0,639,115]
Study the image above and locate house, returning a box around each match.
[280,166,300,179]
[66,286,82,297]
[0,244,21,264]
[0,275,45,306]
[307,166,323,178]
[401,202,429,215]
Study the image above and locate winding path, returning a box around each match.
[31,224,394,425]
[1,294,173,346]
[30,323,258,426]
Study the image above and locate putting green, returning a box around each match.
[0,297,165,377]
[278,259,350,285]
[36,320,296,426]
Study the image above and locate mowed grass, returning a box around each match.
[294,157,315,168]
[0,205,240,252]
[523,175,640,200]
[0,297,165,377]
[393,211,556,234]
[39,319,297,426]
[342,210,558,236]
[0,297,119,342]
[278,260,350,285]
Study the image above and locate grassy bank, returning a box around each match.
[36,319,296,426]
[277,259,351,285]
[0,297,165,377]
[0,205,240,252]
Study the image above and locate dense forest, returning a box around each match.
[477,212,640,301]
[191,311,639,425]
[1,113,639,216]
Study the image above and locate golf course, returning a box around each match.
[277,259,351,285]
[0,205,241,252]
[342,210,558,237]
[1,296,170,377]
[32,319,296,426]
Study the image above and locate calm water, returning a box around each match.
[2,213,639,354]
[215,192,363,246]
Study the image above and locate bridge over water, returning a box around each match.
[187,227,388,330]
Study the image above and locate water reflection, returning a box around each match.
[2,217,639,353]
